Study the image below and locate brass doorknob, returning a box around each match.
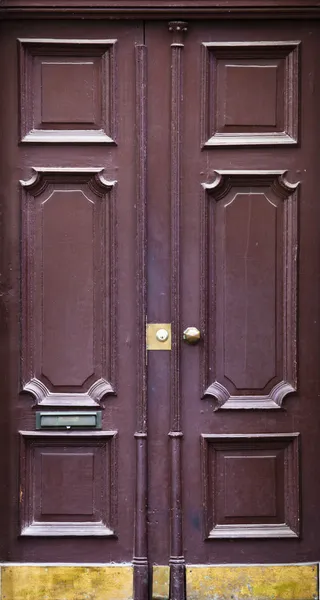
[183,327,201,344]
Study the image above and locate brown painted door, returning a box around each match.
[0,12,320,599]
[179,19,320,566]
[146,17,320,593]
[0,19,145,565]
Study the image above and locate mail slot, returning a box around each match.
[36,411,102,430]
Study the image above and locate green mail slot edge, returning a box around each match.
[36,411,102,430]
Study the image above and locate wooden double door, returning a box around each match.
[0,15,320,599]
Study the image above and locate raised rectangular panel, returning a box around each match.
[19,39,116,143]
[201,171,298,409]
[19,431,118,536]
[223,65,277,127]
[201,42,300,146]
[41,62,96,124]
[201,433,300,539]
[20,168,117,407]
[223,456,277,518]
[40,453,95,515]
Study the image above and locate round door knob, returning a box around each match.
[183,326,201,344]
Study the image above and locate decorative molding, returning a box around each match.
[168,17,187,441]
[201,171,299,410]
[134,44,148,443]
[133,44,149,600]
[201,42,300,147]
[23,377,114,407]
[20,167,116,195]
[19,38,117,144]
[3,2,320,18]
[206,523,299,539]
[201,433,300,539]
[168,21,187,600]
[204,380,297,411]
[19,430,118,537]
[20,168,117,407]
[21,522,115,537]
[168,21,188,45]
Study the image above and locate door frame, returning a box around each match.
[0,4,319,600]
[1,0,320,17]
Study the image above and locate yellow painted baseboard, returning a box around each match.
[186,564,318,600]
[0,562,318,600]
[152,565,170,599]
[1,565,133,600]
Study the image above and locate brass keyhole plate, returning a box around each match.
[146,323,172,350]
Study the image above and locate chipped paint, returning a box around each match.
[152,565,170,599]
[1,565,133,600]
[186,565,318,600]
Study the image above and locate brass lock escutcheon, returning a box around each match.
[146,323,172,350]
